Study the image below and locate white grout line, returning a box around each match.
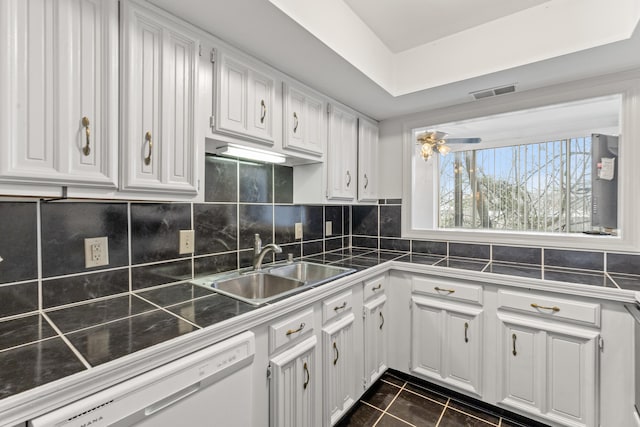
[434,398,450,427]
[131,293,202,330]
[36,199,43,312]
[41,311,92,369]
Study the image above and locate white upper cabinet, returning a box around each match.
[357,119,379,202]
[120,0,199,194]
[0,0,118,187]
[215,51,276,144]
[283,82,325,156]
[326,104,357,200]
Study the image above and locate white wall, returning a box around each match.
[377,118,404,199]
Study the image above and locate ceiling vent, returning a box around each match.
[470,84,516,100]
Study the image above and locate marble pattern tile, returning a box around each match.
[0,337,86,400]
[239,162,272,203]
[46,295,156,333]
[449,243,490,260]
[434,257,488,271]
[324,206,343,236]
[0,314,56,351]
[166,294,257,328]
[375,415,413,426]
[274,205,302,244]
[41,202,128,277]
[609,274,640,291]
[325,237,344,252]
[238,204,273,250]
[136,283,216,307]
[544,268,615,287]
[274,165,294,204]
[66,310,196,366]
[361,381,401,410]
[607,252,640,275]
[404,383,448,404]
[352,236,379,249]
[335,403,383,426]
[396,254,445,266]
[487,262,542,279]
[411,240,447,255]
[131,259,193,291]
[437,409,494,427]
[194,252,238,276]
[380,238,410,252]
[275,243,302,262]
[42,268,130,308]
[379,205,401,238]
[130,203,191,264]
[204,155,238,202]
[493,245,541,265]
[544,249,604,271]
[303,241,324,256]
[302,205,323,241]
[0,281,38,318]
[343,206,351,236]
[352,205,378,236]
[239,249,256,269]
[194,204,238,254]
[0,202,38,284]
[448,400,500,424]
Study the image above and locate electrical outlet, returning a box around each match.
[179,230,195,254]
[325,221,333,237]
[294,222,303,240]
[84,237,109,268]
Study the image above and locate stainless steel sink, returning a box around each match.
[210,273,307,305]
[268,262,355,285]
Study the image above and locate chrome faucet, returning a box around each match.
[253,234,282,271]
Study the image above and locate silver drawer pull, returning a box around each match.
[434,286,455,294]
[372,284,382,291]
[334,302,347,311]
[286,322,305,336]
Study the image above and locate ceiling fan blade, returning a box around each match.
[445,137,482,144]
[429,131,448,140]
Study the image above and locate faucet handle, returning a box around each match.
[254,234,262,254]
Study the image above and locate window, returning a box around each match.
[438,136,594,233]
[401,76,640,252]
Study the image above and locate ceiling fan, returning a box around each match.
[416,130,482,161]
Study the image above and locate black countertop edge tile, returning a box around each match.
[486,262,543,280]
[394,254,446,266]
[543,267,617,288]
[432,257,490,272]
[607,273,640,291]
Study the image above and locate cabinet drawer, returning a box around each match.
[497,290,601,327]
[363,275,386,301]
[412,276,483,305]
[322,290,353,323]
[269,309,315,354]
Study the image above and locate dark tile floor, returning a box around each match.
[337,371,548,427]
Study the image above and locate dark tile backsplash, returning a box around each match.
[0,202,38,284]
[1,161,639,322]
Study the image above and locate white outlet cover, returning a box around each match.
[325,221,333,237]
[179,230,195,254]
[294,222,303,240]
[84,237,109,268]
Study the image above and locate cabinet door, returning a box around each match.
[411,296,483,395]
[323,313,356,426]
[358,119,379,202]
[283,83,325,156]
[270,336,319,427]
[248,69,274,141]
[121,1,198,193]
[327,105,357,200]
[218,54,248,135]
[363,295,387,388]
[0,0,117,187]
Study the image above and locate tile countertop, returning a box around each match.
[1,247,640,419]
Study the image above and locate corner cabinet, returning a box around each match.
[357,119,379,202]
[326,104,358,200]
[120,0,199,194]
[363,275,388,388]
[282,82,325,157]
[0,0,118,188]
[214,51,276,144]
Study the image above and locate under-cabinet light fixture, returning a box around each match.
[215,144,286,164]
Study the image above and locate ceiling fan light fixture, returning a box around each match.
[437,144,451,155]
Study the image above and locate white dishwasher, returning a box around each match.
[30,331,255,427]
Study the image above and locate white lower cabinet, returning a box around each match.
[363,294,387,388]
[497,313,600,427]
[410,295,483,396]
[269,335,320,427]
[322,313,357,426]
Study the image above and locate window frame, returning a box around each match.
[401,71,640,252]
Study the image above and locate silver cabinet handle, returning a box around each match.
[531,303,560,312]
[364,174,369,189]
[260,100,266,124]
[464,322,469,343]
[346,171,351,187]
[293,112,299,133]
[334,302,347,311]
[512,333,517,356]
[379,312,384,330]
[303,362,310,389]
[333,342,339,365]
[286,323,305,336]
[82,117,91,156]
[144,131,152,165]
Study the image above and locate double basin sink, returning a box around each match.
[200,262,355,306]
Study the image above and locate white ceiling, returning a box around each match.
[148,0,640,121]
[343,0,549,53]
